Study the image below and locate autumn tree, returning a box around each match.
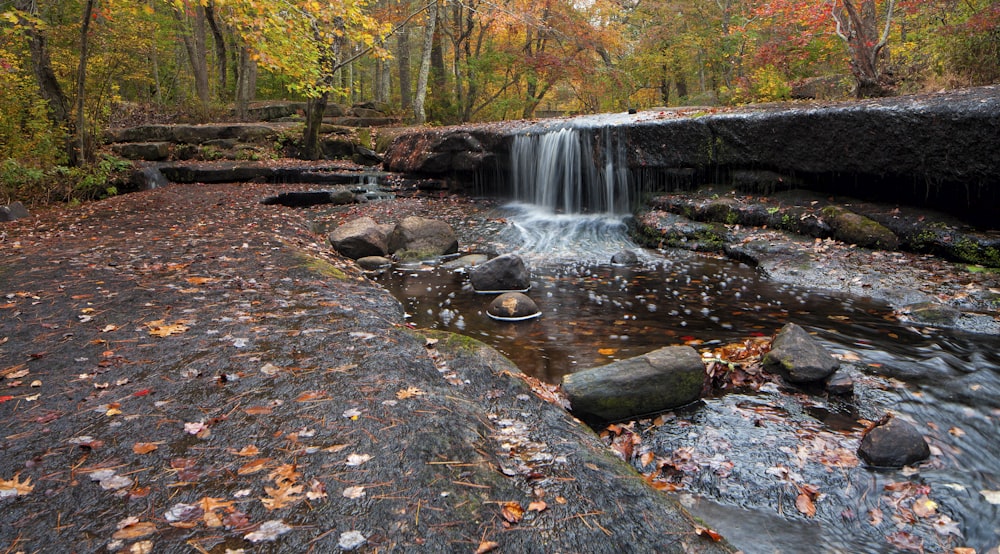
[832,0,897,97]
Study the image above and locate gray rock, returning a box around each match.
[857,414,931,468]
[826,368,855,395]
[0,201,30,222]
[469,254,531,293]
[111,142,170,161]
[900,301,962,327]
[487,293,540,321]
[611,250,639,265]
[563,346,705,421]
[387,217,458,259]
[762,322,840,383]
[356,256,393,271]
[329,217,388,260]
[822,206,899,250]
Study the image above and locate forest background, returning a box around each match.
[1,0,998,205]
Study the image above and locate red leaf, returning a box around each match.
[133,389,152,397]
[0,395,14,403]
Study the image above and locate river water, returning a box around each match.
[371,122,998,552]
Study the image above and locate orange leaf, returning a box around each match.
[475,541,500,554]
[695,525,723,541]
[295,390,328,402]
[132,442,159,455]
[237,458,273,475]
[233,445,260,457]
[527,500,547,512]
[598,348,617,356]
[796,493,816,517]
[500,501,524,523]
[244,406,273,415]
[111,521,158,540]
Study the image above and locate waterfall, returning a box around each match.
[510,126,631,215]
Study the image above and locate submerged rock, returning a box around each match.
[387,216,459,259]
[562,346,705,421]
[329,217,388,260]
[762,322,840,383]
[441,254,488,270]
[470,254,531,292]
[858,414,931,468]
[611,250,639,265]
[356,256,393,271]
[487,292,540,321]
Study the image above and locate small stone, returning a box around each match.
[356,256,392,271]
[487,292,540,321]
[826,368,854,395]
[762,322,840,383]
[0,201,30,222]
[858,414,930,468]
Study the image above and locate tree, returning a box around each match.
[832,0,897,97]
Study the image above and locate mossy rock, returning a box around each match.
[822,206,899,250]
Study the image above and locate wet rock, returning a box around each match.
[470,254,531,292]
[487,292,540,321]
[261,190,356,207]
[858,414,931,468]
[821,206,899,249]
[0,201,29,222]
[562,346,705,421]
[356,256,393,271]
[387,217,459,259]
[826,368,855,395]
[111,141,170,161]
[441,254,488,270]
[353,146,383,166]
[329,217,388,260]
[763,323,840,383]
[611,250,639,265]
[730,170,798,194]
[899,301,962,327]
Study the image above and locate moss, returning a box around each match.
[954,238,1000,268]
[297,254,349,280]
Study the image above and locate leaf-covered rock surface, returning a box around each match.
[0,184,730,553]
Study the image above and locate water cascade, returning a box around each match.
[509,126,631,215]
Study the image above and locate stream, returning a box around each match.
[371,202,1000,553]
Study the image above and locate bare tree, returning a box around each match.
[832,0,897,97]
[413,0,437,124]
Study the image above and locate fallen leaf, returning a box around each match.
[238,458,273,475]
[306,479,327,500]
[111,521,157,540]
[337,530,366,550]
[346,453,371,467]
[262,484,304,510]
[396,386,425,400]
[501,501,524,523]
[5,368,29,379]
[129,540,153,554]
[245,520,292,543]
[244,406,273,415]
[146,320,189,337]
[981,489,1000,505]
[527,500,547,512]
[475,541,500,554]
[132,442,159,455]
[911,495,937,518]
[233,445,260,457]
[295,390,327,402]
[796,492,816,517]
[185,277,217,285]
[342,408,362,419]
[0,473,34,497]
[695,525,723,541]
[342,485,365,499]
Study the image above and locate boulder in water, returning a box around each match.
[487,293,540,321]
[356,256,393,271]
[611,250,639,265]
[857,414,930,468]
[329,217,388,260]
[469,254,531,293]
[762,322,839,383]
[562,346,705,421]
[387,217,459,259]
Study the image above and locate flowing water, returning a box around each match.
[372,124,1000,553]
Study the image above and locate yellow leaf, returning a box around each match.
[261,484,303,510]
[912,496,937,518]
[500,501,524,523]
[598,348,617,356]
[396,387,425,400]
[146,320,189,337]
[0,473,34,496]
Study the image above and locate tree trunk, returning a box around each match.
[413,0,437,124]
[174,2,211,114]
[832,0,896,98]
[397,24,412,113]
[303,92,328,160]
[235,45,257,120]
[204,1,228,97]
[378,56,391,104]
[14,0,70,129]
[75,0,97,165]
